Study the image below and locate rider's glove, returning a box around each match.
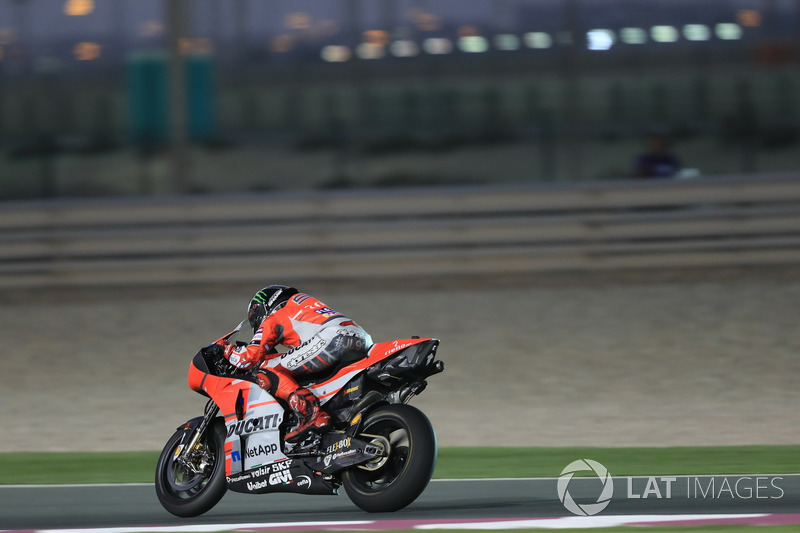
[224,344,259,370]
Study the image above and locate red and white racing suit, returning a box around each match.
[225,292,373,403]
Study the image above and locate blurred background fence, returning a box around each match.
[0,0,799,201]
[3,173,799,289]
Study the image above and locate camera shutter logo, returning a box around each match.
[557,459,614,516]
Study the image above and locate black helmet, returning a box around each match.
[247,285,299,331]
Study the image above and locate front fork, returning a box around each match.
[177,399,220,475]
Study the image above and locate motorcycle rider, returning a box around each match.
[215,285,373,443]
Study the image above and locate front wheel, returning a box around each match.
[342,404,437,512]
[155,417,227,517]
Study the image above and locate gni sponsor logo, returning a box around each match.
[246,460,293,490]
[226,414,282,438]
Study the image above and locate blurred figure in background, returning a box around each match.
[634,134,683,178]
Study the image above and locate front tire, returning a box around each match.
[343,404,437,513]
[155,418,227,517]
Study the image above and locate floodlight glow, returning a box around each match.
[651,25,679,43]
[423,38,453,54]
[458,35,489,53]
[587,29,615,51]
[620,27,646,44]
[715,23,743,40]
[321,45,351,62]
[684,24,711,41]
[494,34,520,51]
[524,32,552,49]
[390,40,420,57]
[356,43,385,59]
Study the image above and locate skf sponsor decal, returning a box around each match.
[226,414,282,437]
[244,460,293,490]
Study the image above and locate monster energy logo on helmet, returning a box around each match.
[248,285,298,331]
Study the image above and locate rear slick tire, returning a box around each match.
[342,404,437,513]
[155,418,227,517]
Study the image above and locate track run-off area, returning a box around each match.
[2,476,800,531]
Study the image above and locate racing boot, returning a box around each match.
[285,388,331,443]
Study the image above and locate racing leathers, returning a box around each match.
[221,292,372,442]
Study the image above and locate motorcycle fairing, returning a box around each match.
[222,384,286,474]
[305,338,434,404]
[313,432,385,474]
[188,337,439,478]
[226,458,338,496]
[189,351,288,475]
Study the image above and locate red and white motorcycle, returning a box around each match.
[155,321,444,517]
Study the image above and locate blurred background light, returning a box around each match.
[64,0,94,17]
[737,9,761,27]
[73,41,101,61]
[620,27,647,44]
[414,12,442,32]
[320,45,350,62]
[524,32,552,49]
[0,0,798,200]
[389,40,419,57]
[315,19,340,37]
[651,25,679,43]
[494,33,520,51]
[285,12,311,31]
[587,29,615,51]
[458,35,489,53]
[357,42,386,59]
[422,37,453,54]
[494,34,521,51]
[270,34,294,53]
[139,20,164,38]
[715,23,743,40]
[457,25,480,37]
[683,24,711,41]
[363,30,390,47]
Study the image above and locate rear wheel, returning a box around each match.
[155,418,227,517]
[342,404,437,512]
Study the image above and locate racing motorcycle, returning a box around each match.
[155,321,444,517]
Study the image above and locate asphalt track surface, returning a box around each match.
[2,476,800,531]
